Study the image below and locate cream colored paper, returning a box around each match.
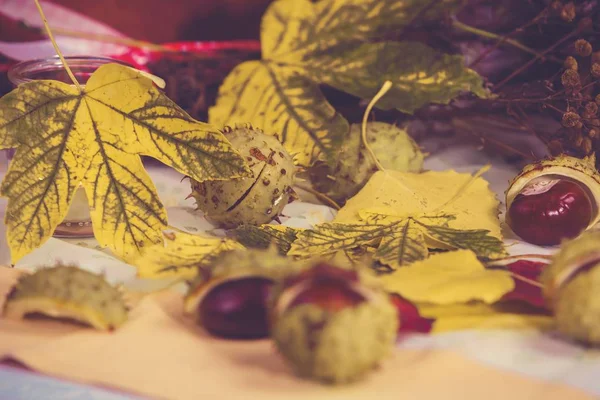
[0,266,593,400]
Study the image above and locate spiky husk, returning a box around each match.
[189,124,296,228]
[269,261,398,384]
[308,122,424,204]
[541,231,600,344]
[2,264,128,330]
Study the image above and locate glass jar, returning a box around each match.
[6,56,132,238]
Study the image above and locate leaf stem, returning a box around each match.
[429,164,491,214]
[34,0,82,91]
[295,183,341,210]
[452,19,560,64]
[361,80,393,172]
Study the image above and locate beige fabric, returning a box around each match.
[0,266,593,400]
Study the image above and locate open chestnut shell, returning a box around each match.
[505,155,600,246]
[183,248,300,340]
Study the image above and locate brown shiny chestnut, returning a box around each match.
[507,179,593,246]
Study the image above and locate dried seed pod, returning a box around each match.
[592,63,600,79]
[505,155,600,246]
[183,248,302,339]
[583,102,599,118]
[188,124,297,228]
[269,262,398,384]
[560,2,576,22]
[561,70,581,90]
[564,56,578,71]
[308,122,424,204]
[541,231,600,345]
[562,111,581,128]
[575,39,593,57]
[2,264,128,330]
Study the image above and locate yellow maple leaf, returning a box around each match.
[417,303,553,333]
[209,0,488,166]
[334,169,502,240]
[0,64,249,263]
[130,231,244,279]
[380,250,514,305]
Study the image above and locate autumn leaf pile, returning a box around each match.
[0,0,556,336]
[133,165,553,335]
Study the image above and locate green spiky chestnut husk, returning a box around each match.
[2,264,128,330]
[184,248,303,339]
[189,124,297,228]
[541,230,600,344]
[269,262,398,384]
[308,122,424,204]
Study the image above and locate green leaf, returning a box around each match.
[289,214,506,271]
[374,219,428,268]
[416,220,506,260]
[311,41,489,113]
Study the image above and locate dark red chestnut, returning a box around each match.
[197,277,273,339]
[507,179,593,246]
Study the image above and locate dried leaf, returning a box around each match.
[389,293,434,334]
[499,260,548,309]
[229,224,301,255]
[0,64,249,262]
[209,0,488,165]
[130,231,244,279]
[380,250,515,305]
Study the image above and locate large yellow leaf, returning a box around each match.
[209,0,488,166]
[130,231,244,279]
[380,250,514,305]
[335,169,502,240]
[0,64,249,263]
[208,62,348,165]
[417,303,554,333]
[419,303,553,332]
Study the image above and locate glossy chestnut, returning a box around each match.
[507,179,593,246]
[198,277,273,339]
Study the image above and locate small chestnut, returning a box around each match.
[198,277,273,339]
[183,248,300,340]
[507,179,593,246]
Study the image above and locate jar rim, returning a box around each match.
[7,55,132,86]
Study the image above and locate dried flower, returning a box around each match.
[560,2,576,22]
[561,69,581,89]
[575,39,593,57]
[562,111,581,128]
[564,56,578,71]
[584,102,599,118]
[589,129,598,139]
[592,63,600,78]
[582,137,593,154]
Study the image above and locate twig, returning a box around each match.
[33,0,82,91]
[494,30,577,91]
[467,7,552,68]
[295,183,341,210]
[452,18,561,64]
[510,272,544,288]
